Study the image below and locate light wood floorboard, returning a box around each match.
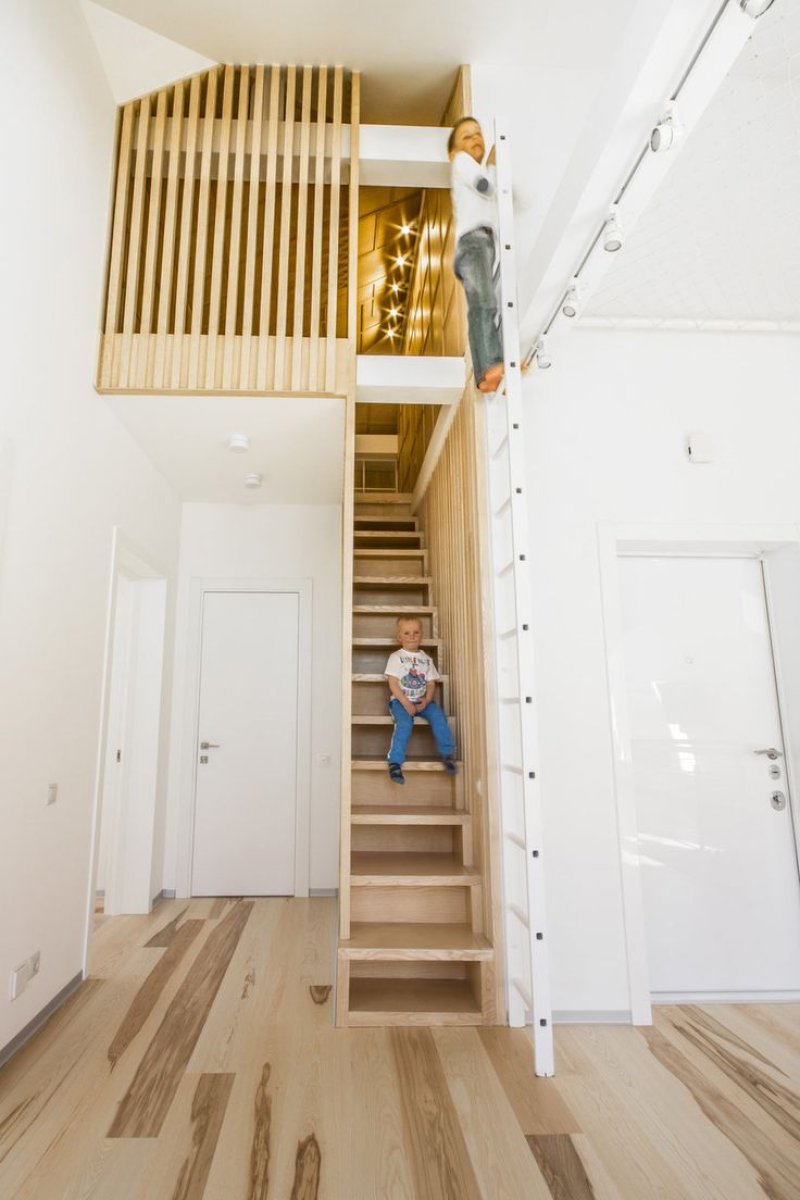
[1,899,799,1199]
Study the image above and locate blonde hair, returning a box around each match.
[396,616,422,632]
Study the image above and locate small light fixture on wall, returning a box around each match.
[561,280,582,318]
[535,335,552,370]
[603,207,624,253]
[226,432,250,452]
[650,102,683,153]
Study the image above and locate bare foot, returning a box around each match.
[478,364,504,393]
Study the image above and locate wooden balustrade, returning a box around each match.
[98,64,358,396]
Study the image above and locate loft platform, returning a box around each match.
[356,356,465,405]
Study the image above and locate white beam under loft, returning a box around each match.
[356,126,450,187]
[356,356,464,405]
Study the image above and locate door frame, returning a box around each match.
[598,522,800,1023]
[84,529,168,967]
[175,577,313,899]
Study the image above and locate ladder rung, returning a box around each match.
[496,559,515,578]
[498,627,518,641]
[508,903,530,926]
[500,763,524,774]
[490,433,509,460]
[493,496,512,518]
[505,832,526,850]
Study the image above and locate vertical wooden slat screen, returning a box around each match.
[308,67,328,392]
[418,392,505,1017]
[325,68,344,392]
[98,64,357,396]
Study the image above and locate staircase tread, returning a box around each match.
[348,978,482,1017]
[352,714,453,726]
[352,637,442,646]
[352,673,448,682]
[352,806,467,823]
[351,758,456,769]
[344,923,491,955]
[354,549,426,557]
[350,852,479,882]
[353,575,432,584]
[353,604,436,613]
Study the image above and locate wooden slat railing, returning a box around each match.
[97,65,357,396]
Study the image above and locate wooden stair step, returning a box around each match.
[354,518,417,530]
[351,714,454,728]
[352,673,449,683]
[354,530,423,542]
[347,978,482,1025]
[352,806,467,824]
[353,575,431,585]
[354,549,426,558]
[353,604,436,614]
[350,852,478,885]
[343,923,491,959]
[352,637,442,649]
[351,758,453,771]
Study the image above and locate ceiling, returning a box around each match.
[88,0,634,124]
[583,0,800,325]
[358,187,423,354]
[107,395,345,504]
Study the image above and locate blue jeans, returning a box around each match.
[387,699,456,765]
[454,227,503,386]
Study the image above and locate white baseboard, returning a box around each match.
[652,990,800,1005]
[552,1010,633,1025]
[0,972,84,1068]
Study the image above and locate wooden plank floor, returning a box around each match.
[1,898,799,1199]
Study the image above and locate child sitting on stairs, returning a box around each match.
[385,616,457,785]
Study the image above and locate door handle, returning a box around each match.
[200,741,221,750]
[754,747,783,760]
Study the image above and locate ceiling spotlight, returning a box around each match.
[226,432,250,453]
[394,255,407,268]
[739,0,776,17]
[535,336,552,370]
[561,280,581,319]
[244,472,263,489]
[389,282,400,293]
[385,328,397,339]
[603,207,624,253]
[389,306,400,319]
[400,223,412,236]
[650,102,682,153]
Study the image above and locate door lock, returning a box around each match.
[200,754,209,764]
[771,791,787,811]
[768,764,781,781]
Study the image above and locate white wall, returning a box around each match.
[164,503,343,895]
[0,0,181,1051]
[523,328,800,1015]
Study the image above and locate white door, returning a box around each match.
[191,591,299,896]
[619,556,800,997]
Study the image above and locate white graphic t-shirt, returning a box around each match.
[385,649,440,704]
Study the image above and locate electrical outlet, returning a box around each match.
[46,783,58,806]
[30,951,40,977]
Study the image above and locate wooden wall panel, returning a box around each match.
[402,189,464,360]
[98,64,356,396]
[418,392,504,1017]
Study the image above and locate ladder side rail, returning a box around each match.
[493,118,554,1076]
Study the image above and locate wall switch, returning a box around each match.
[10,952,40,1000]
[46,783,58,806]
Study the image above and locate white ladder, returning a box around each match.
[482,120,553,1075]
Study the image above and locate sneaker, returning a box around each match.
[388,763,405,785]
[442,757,458,776]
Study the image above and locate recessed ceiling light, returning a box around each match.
[389,306,400,319]
[226,432,250,452]
[400,223,412,236]
[244,472,263,489]
[394,255,407,268]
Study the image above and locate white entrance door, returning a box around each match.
[191,591,299,896]
[619,556,800,997]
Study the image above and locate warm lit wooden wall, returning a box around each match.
[402,190,464,358]
[418,391,503,1011]
[98,64,358,395]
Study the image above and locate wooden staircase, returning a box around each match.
[337,493,496,1025]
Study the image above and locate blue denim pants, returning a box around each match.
[454,227,503,385]
[387,699,456,765]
